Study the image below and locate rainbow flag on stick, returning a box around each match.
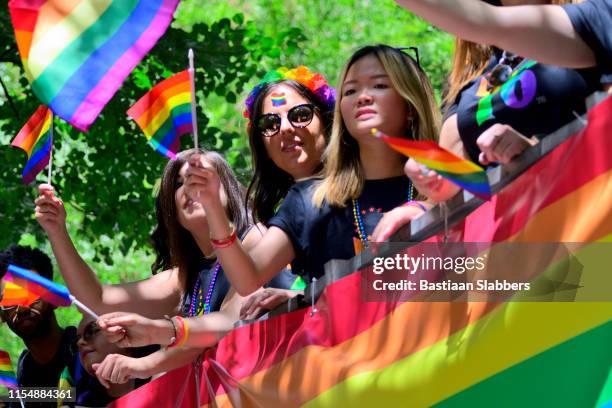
[0,350,18,390]
[4,264,71,307]
[127,70,193,159]
[9,0,180,132]
[4,265,99,319]
[11,105,53,184]
[372,128,492,200]
[0,282,39,307]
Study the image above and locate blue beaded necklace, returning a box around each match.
[189,262,221,317]
[352,180,413,248]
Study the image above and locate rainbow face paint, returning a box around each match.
[270,92,287,107]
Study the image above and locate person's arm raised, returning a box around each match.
[35,184,181,318]
[395,0,595,68]
[184,157,295,296]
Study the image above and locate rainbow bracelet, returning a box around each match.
[170,316,185,348]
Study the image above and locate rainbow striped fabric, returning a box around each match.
[8,0,180,132]
[372,129,492,200]
[112,97,612,408]
[0,350,18,390]
[11,105,52,184]
[5,264,72,307]
[127,70,193,159]
[0,282,39,307]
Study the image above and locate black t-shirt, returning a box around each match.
[563,0,612,74]
[181,259,230,317]
[15,326,78,408]
[268,176,412,281]
[446,49,602,163]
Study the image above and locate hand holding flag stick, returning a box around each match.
[371,128,492,200]
[4,264,99,320]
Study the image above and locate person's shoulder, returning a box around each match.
[562,0,604,21]
[290,177,321,193]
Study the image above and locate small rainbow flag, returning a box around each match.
[0,281,39,307]
[127,70,193,159]
[0,350,18,390]
[9,0,180,132]
[372,129,492,200]
[4,264,72,307]
[11,105,53,184]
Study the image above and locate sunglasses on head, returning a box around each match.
[257,103,317,138]
[396,46,421,70]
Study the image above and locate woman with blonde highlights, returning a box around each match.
[183,44,440,296]
[313,44,439,208]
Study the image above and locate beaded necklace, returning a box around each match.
[189,262,221,317]
[352,180,413,248]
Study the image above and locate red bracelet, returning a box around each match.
[211,228,237,248]
[403,200,428,213]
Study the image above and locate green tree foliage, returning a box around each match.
[0,1,306,262]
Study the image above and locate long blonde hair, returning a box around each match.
[444,0,582,108]
[313,44,440,208]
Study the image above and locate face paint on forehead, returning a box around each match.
[270,92,287,107]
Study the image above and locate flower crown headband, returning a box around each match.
[243,66,336,121]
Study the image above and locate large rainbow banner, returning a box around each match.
[9,0,180,131]
[112,97,612,407]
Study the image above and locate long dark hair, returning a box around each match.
[150,148,250,292]
[245,80,333,224]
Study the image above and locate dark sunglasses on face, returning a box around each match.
[0,298,43,313]
[257,103,317,138]
[77,321,101,344]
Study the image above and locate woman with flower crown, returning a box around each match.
[184,44,438,296]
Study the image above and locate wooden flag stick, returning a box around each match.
[188,48,199,150]
[47,111,53,184]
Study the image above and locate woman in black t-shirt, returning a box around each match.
[185,45,438,294]
[238,66,336,318]
[401,0,607,205]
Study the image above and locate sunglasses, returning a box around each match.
[0,298,43,313]
[396,46,421,70]
[486,51,525,91]
[77,321,101,344]
[257,103,317,138]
